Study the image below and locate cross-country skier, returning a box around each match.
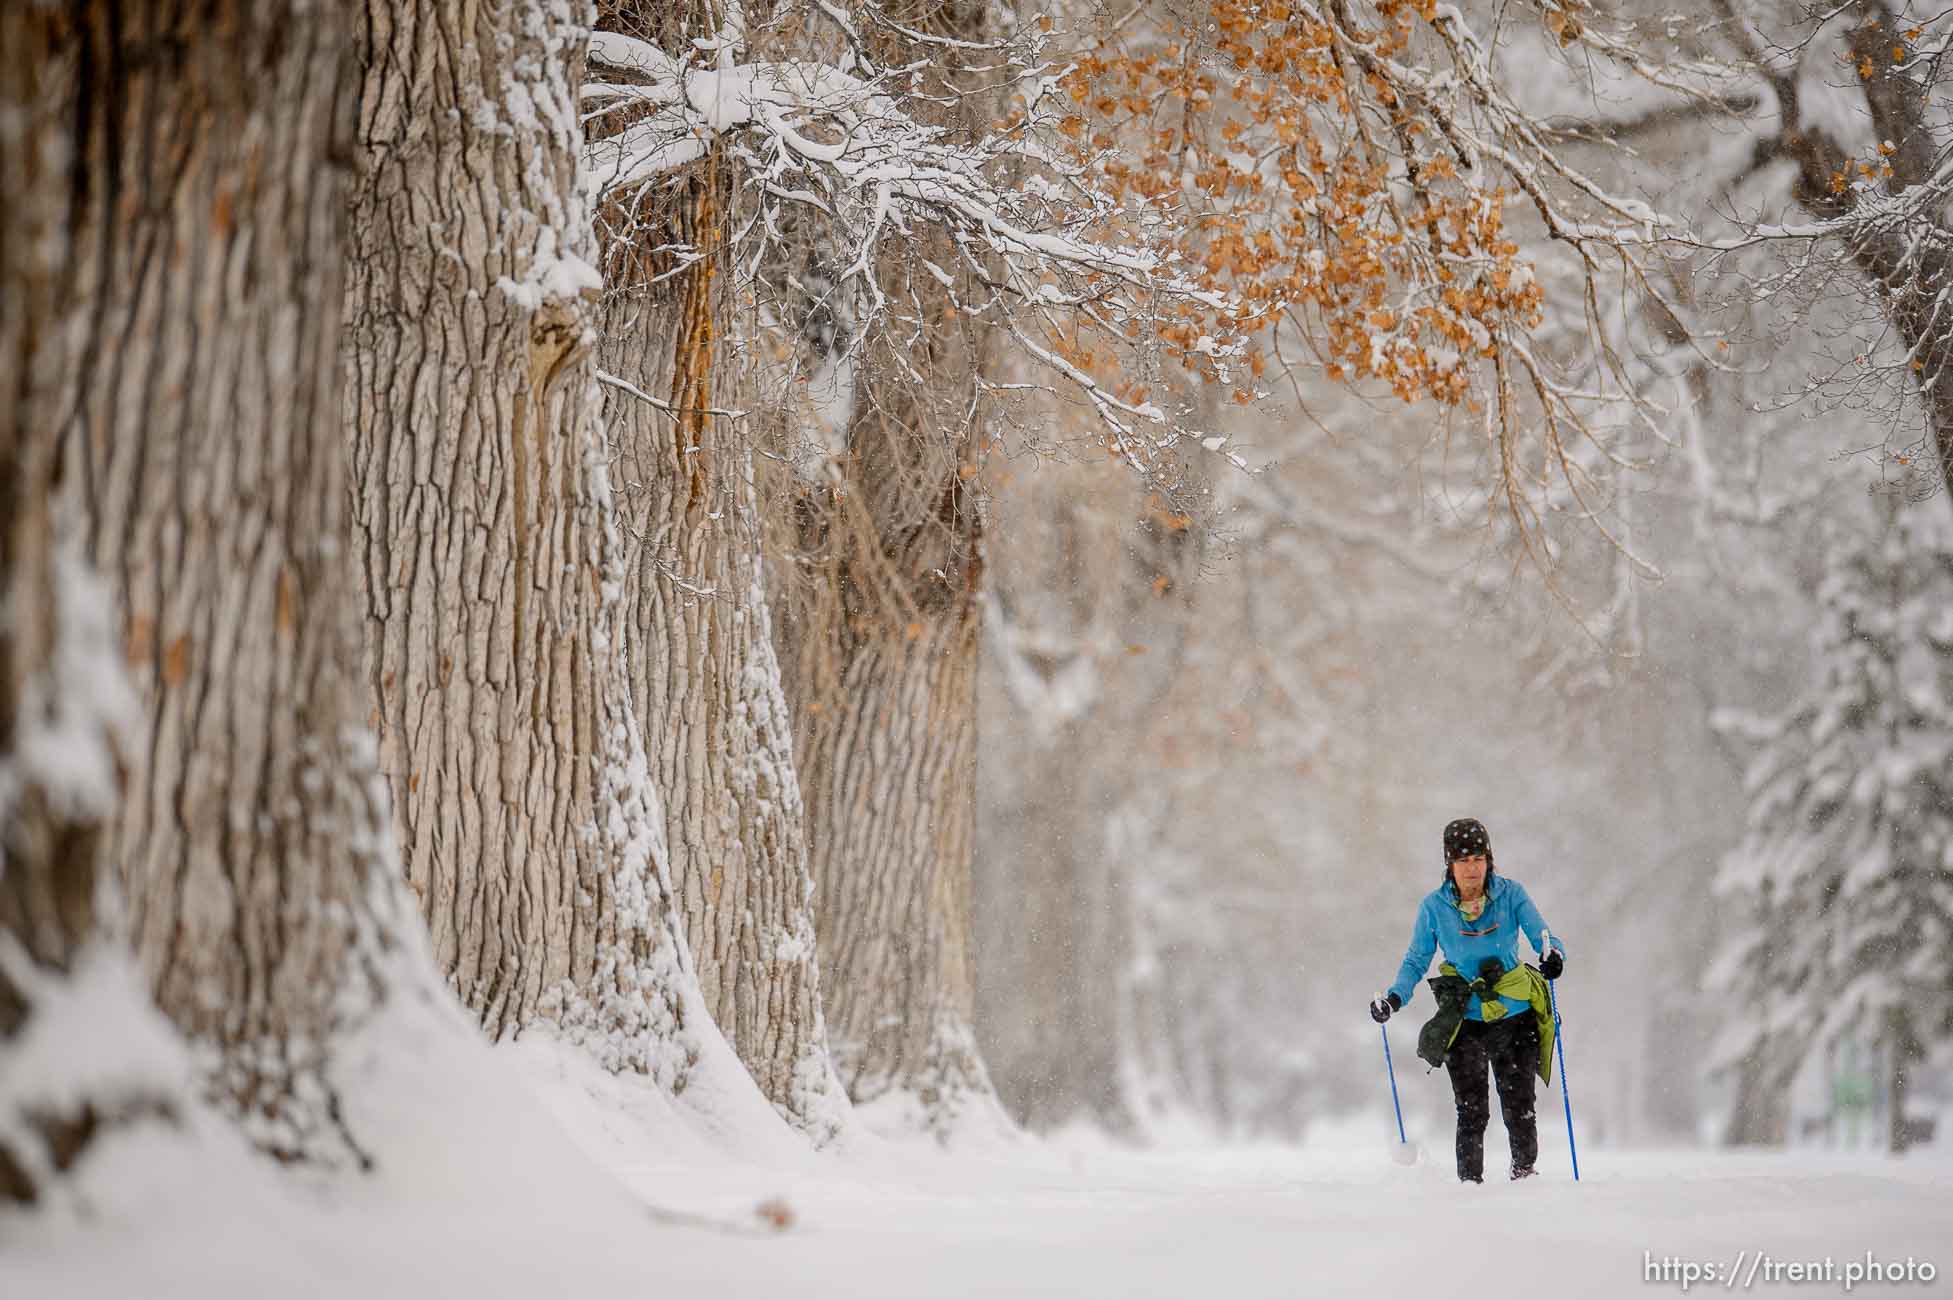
[1368,817,1566,1183]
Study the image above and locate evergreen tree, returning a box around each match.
[1710,506,1953,1152]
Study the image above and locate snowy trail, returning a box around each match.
[6,1034,1947,1299]
[616,1145,1950,1300]
[14,1139,1946,1298]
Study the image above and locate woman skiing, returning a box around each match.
[1368,817,1565,1183]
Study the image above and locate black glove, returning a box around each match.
[1539,949,1564,980]
[1369,992,1401,1023]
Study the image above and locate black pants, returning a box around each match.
[1444,1012,1540,1181]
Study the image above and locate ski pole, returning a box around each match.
[1543,930,1579,1182]
[1377,991,1407,1147]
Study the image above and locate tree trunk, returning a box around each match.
[1721,1040,1792,1147]
[1885,1009,1927,1154]
[345,0,689,1074]
[765,0,1009,1139]
[0,5,94,1008]
[1758,2,1953,502]
[781,293,1003,1135]
[970,445,1209,1135]
[973,709,1133,1132]
[593,101,846,1130]
[763,239,999,1136]
[42,0,401,1170]
[792,508,997,1134]
[0,8,158,1204]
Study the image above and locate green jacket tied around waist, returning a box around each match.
[1414,958,1556,1084]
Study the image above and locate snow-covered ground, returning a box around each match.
[6,1006,1949,1300]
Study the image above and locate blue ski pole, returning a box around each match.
[1377,991,1407,1148]
[1543,931,1579,1181]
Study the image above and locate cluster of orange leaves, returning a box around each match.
[1831,138,1901,194]
[1855,22,1922,79]
[1051,0,1547,411]
[1832,21,1921,191]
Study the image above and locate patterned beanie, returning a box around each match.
[1442,817,1491,864]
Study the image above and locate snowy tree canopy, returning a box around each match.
[582,15,1249,475]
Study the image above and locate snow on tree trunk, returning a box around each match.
[594,131,846,1134]
[344,0,694,1079]
[0,505,169,1206]
[0,8,94,1008]
[0,11,168,1204]
[759,0,1010,1142]
[33,0,404,1169]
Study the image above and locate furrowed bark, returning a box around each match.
[769,0,1011,1140]
[0,7,89,1012]
[790,473,997,1134]
[593,24,846,1128]
[345,0,692,1076]
[49,0,399,1168]
[0,6,146,1203]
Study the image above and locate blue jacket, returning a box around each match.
[1387,874,1563,1021]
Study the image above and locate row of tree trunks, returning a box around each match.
[344,0,693,1071]
[5,0,1011,1191]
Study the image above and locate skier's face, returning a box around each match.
[1450,854,1488,896]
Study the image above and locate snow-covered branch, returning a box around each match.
[584,27,1249,474]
